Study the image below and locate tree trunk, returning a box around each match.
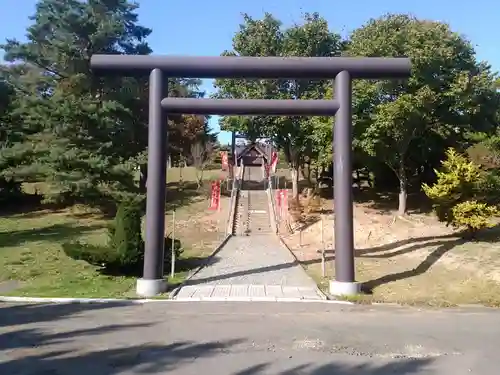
[397,161,407,216]
[196,168,204,189]
[179,164,184,186]
[290,167,300,201]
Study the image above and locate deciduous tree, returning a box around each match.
[213,12,343,199]
[348,14,500,215]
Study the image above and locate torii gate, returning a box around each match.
[90,54,412,297]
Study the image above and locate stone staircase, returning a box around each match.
[232,166,273,236]
[246,190,272,234]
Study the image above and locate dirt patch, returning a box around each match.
[282,197,500,307]
[165,194,230,258]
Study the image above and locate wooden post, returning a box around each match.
[320,215,324,244]
[170,210,176,278]
[321,216,326,277]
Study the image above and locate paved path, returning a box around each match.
[174,235,323,300]
[1,301,499,374]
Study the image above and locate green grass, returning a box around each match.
[0,208,137,298]
[0,167,228,298]
[166,166,225,184]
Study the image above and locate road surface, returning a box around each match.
[0,301,498,374]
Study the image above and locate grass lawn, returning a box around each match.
[0,167,230,298]
[276,168,500,307]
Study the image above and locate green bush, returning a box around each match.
[64,199,144,274]
[422,148,498,233]
[107,199,144,268]
[451,201,498,232]
[63,200,184,275]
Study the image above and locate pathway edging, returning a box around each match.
[277,235,328,300]
[1,295,499,310]
[0,296,166,304]
[169,234,232,298]
[0,295,353,305]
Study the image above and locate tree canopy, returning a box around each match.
[1,3,500,220]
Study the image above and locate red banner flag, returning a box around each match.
[209,180,221,211]
[264,163,270,179]
[220,151,228,171]
[276,190,282,209]
[279,189,288,218]
[270,151,278,173]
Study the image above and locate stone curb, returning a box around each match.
[173,297,353,303]
[169,234,232,298]
[0,296,167,304]
[2,295,498,311]
[277,236,328,300]
[0,295,352,305]
[169,169,242,299]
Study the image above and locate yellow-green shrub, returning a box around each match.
[451,201,498,231]
[422,148,498,232]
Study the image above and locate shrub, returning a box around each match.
[107,199,144,268]
[451,201,498,232]
[64,199,144,274]
[64,200,184,275]
[422,148,498,233]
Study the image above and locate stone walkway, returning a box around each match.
[174,235,324,301]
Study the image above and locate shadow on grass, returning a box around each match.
[165,180,231,211]
[180,228,498,294]
[0,193,65,219]
[315,185,434,215]
[0,223,106,249]
[272,174,311,190]
[352,188,434,215]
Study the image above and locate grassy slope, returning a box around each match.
[0,167,228,298]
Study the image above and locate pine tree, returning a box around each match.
[1,0,153,205]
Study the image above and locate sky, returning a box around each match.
[1,0,499,144]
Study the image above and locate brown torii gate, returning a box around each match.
[90,55,412,297]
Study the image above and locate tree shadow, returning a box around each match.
[315,185,434,215]
[0,223,106,249]
[272,174,311,189]
[166,181,207,211]
[167,256,221,291]
[0,192,45,216]
[0,302,245,374]
[359,238,467,294]
[351,189,434,215]
[0,323,153,351]
[294,215,322,232]
[168,224,500,293]
[166,179,233,211]
[178,232,476,291]
[0,339,247,375]
[241,180,268,191]
[236,358,433,375]
[0,301,133,327]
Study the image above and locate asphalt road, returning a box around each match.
[1,301,498,374]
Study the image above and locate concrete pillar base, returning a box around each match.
[136,278,166,297]
[329,280,361,296]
